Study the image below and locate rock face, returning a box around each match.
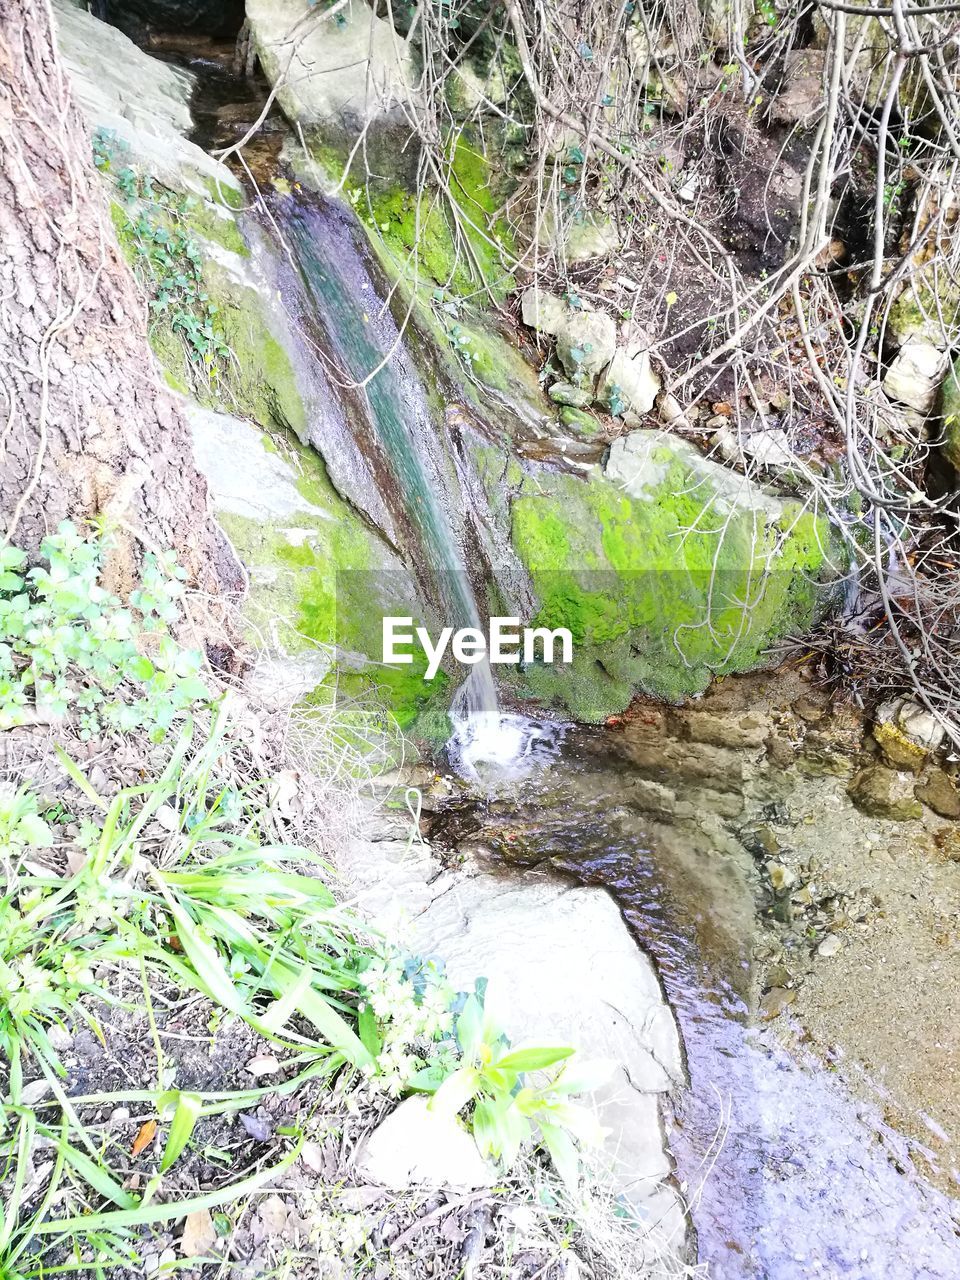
[504,430,838,719]
[346,835,685,1241]
[52,0,236,190]
[247,0,417,145]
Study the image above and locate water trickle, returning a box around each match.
[276,191,500,726]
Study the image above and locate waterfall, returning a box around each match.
[277,192,499,728]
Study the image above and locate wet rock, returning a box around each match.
[597,349,661,419]
[848,765,924,821]
[873,697,944,772]
[248,0,417,143]
[882,338,948,413]
[681,710,768,750]
[548,381,593,408]
[356,1097,495,1191]
[771,48,826,124]
[555,310,617,382]
[760,987,796,1020]
[741,825,782,858]
[915,768,960,819]
[520,288,568,337]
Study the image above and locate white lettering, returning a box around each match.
[489,617,521,663]
[383,617,414,664]
[419,625,453,680]
[523,626,573,664]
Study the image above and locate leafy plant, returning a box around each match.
[0,523,210,741]
[409,985,610,1186]
[93,129,231,383]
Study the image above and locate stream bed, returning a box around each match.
[434,717,960,1279]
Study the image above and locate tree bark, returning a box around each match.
[0,0,240,599]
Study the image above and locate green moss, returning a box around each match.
[320,130,515,301]
[182,192,249,257]
[560,406,601,438]
[201,174,246,212]
[507,451,839,719]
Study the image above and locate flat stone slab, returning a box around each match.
[345,831,686,1241]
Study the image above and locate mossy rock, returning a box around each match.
[942,358,960,471]
[506,431,841,720]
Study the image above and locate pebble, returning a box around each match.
[818,934,842,958]
[111,1106,131,1123]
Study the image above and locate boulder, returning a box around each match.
[883,338,948,413]
[520,287,568,337]
[346,837,685,1239]
[247,0,418,143]
[872,697,944,772]
[915,768,960,819]
[597,349,660,419]
[848,765,924,821]
[355,1097,495,1192]
[51,0,236,190]
[555,310,617,382]
[509,430,839,718]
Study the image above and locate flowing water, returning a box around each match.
[277,194,500,730]
[438,720,960,1278]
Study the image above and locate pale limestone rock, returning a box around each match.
[883,337,948,412]
[51,0,240,193]
[187,405,330,522]
[597,349,660,418]
[355,1096,495,1191]
[606,429,784,519]
[345,832,685,1237]
[520,287,569,337]
[555,310,618,381]
[247,0,417,138]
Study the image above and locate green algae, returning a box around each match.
[507,456,838,718]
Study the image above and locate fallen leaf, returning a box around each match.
[180,1209,217,1258]
[131,1119,157,1157]
[246,1054,280,1079]
[300,1140,325,1173]
[256,1193,289,1237]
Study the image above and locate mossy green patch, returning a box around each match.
[942,358,960,471]
[314,131,515,301]
[506,450,839,719]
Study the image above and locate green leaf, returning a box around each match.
[539,1120,580,1190]
[429,1066,479,1120]
[160,1092,203,1172]
[17,814,54,847]
[456,994,484,1061]
[496,1045,575,1073]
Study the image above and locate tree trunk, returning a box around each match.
[0,0,240,599]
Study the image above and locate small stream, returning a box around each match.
[168,51,960,1280]
[435,721,960,1279]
